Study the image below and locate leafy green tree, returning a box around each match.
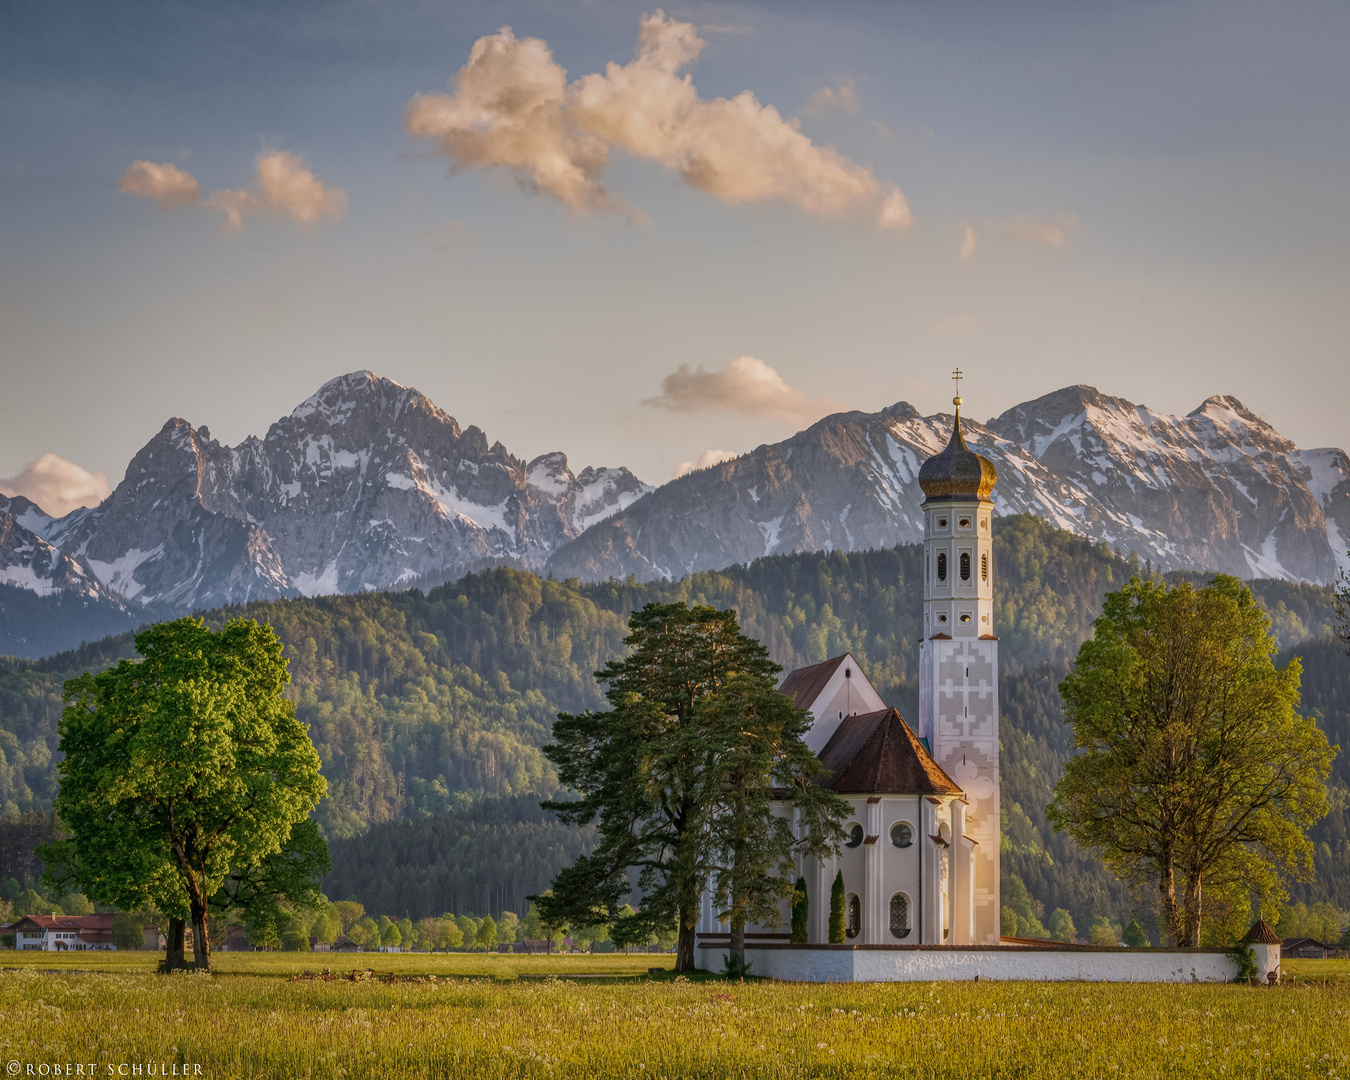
[58,891,93,915]
[829,871,846,944]
[1049,577,1335,946]
[50,618,326,971]
[497,910,520,945]
[1000,906,1018,938]
[438,917,464,950]
[476,914,498,951]
[1004,873,1048,938]
[311,905,342,946]
[1047,908,1077,943]
[381,921,402,951]
[455,914,481,948]
[112,912,146,950]
[350,916,379,949]
[333,901,365,936]
[1122,919,1149,948]
[1087,916,1120,946]
[397,917,416,950]
[790,877,809,944]
[282,914,312,951]
[541,603,834,971]
[702,670,851,976]
[210,819,331,950]
[14,887,56,916]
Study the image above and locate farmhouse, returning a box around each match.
[1281,937,1347,959]
[5,913,116,950]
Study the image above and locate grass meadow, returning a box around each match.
[1,951,1346,1079]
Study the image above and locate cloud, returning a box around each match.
[119,160,201,207]
[803,77,861,116]
[957,213,1079,258]
[959,222,977,260]
[120,151,346,232]
[643,355,848,425]
[405,11,909,232]
[672,449,739,479]
[0,453,111,517]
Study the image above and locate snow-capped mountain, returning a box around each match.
[546,386,1350,586]
[31,372,651,615]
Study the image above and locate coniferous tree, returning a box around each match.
[790,877,809,944]
[829,870,846,944]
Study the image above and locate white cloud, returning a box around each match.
[0,453,111,517]
[405,11,909,232]
[643,355,848,425]
[120,151,346,232]
[672,449,739,479]
[959,222,977,260]
[957,214,1079,259]
[119,160,201,207]
[803,77,861,116]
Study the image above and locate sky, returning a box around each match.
[2,0,1348,513]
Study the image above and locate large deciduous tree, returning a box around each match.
[537,602,843,972]
[53,618,326,971]
[1048,576,1335,946]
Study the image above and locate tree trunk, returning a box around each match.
[730,918,746,978]
[190,899,212,972]
[1181,869,1202,947]
[164,917,186,973]
[1157,850,1183,947]
[675,916,696,972]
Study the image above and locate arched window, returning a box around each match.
[844,823,864,848]
[981,552,988,581]
[960,552,971,581]
[937,553,947,581]
[889,893,911,939]
[846,894,861,939]
[890,822,913,848]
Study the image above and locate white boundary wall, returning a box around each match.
[699,943,1279,984]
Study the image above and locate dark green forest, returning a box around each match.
[1,515,1344,928]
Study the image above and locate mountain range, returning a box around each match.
[2,371,1347,657]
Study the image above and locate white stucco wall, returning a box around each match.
[698,944,1279,984]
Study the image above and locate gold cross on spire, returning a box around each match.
[952,367,964,408]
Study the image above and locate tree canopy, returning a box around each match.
[52,617,326,970]
[1049,576,1336,945]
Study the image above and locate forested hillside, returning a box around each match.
[1,515,1343,927]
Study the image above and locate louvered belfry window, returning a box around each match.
[960,552,971,581]
[982,552,988,581]
[937,553,947,581]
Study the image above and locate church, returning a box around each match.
[699,386,1002,948]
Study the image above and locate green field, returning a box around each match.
[1,954,1347,1079]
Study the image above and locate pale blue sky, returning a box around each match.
[2,0,1347,496]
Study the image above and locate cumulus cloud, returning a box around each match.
[803,77,861,116]
[119,160,201,207]
[957,213,1079,258]
[0,453,111,517]
[643,355,847,425]
[119,151,346,232]
[405,11,909,231]
[672,449,739,479]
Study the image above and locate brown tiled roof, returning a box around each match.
[779,655,850,710]
[1243,919,1281,945]
[818,708,964,795]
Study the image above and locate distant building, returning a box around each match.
[1282,937,1348,959]
[5,914,116,951]
[332,937,362,952]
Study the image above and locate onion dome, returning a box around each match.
[918,396,998,502]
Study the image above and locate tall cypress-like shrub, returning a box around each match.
[790,876,809,943]
[828,870,846,944]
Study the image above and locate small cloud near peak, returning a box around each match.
[643,355,848,426]
[0,453,111,517]
[803,77,861,116]
[672,449,739,479]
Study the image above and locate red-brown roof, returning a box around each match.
[779,655,850,710]
[818,708,964,795]
[1243,919,1281,945]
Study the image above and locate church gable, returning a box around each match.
[818,707,963,796]
[780,653,887,754]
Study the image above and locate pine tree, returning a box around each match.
[829,870,846,944]
[790,877,809,944]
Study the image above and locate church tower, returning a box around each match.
[916,373,1001,945]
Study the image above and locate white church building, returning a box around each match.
[698,387,1001,950]
[697,388,1279,983]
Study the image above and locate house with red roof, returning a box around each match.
[4,913,117,951]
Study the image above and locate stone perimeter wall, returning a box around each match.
[698,943,1280,984]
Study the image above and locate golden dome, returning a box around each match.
[918,400,997,502]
